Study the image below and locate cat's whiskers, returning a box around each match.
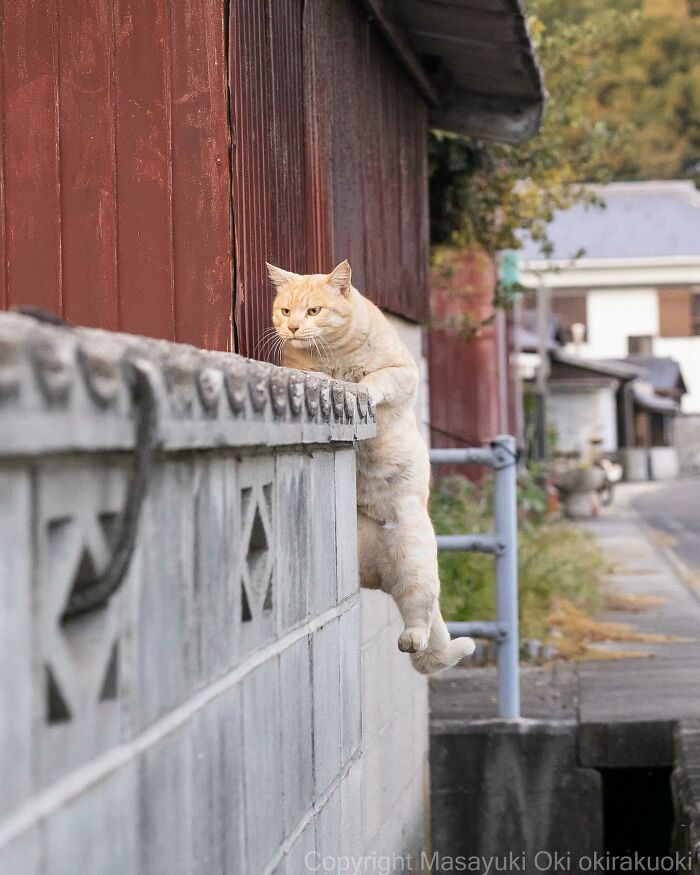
[315,335,335,372]
[253,327,281,358]
[309,336,331,374]
[310,337,327,372]
[256,332,286,363]
[254,334,278,360]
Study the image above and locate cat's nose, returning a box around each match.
[289,323,299,334]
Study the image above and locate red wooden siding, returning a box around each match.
[0,0,232,349]
[230,0,430,358]
[1,0,428,356]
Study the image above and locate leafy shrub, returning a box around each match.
[430,469,607,641]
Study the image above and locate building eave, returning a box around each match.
[357,0,545,145]
[519,255,700,290]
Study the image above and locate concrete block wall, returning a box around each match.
[675,414,700,475]
[0,314,429,874]
[361,591,429,862]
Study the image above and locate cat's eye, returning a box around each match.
[281,307,291,316]
[307,307,321,316]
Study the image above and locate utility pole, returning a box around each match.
[535,279,551,460]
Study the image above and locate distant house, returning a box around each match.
[516,328,686,479]
[518,181,700,414]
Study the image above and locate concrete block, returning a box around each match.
[238,455,277,657]
[341,759,364,860]
[0,467,33,819]
[360,588,390,646]
[0,827,41,875]
[276,822,316,875]
[312,620,343,795]
[275,454,311,631]
[191,686,244,875]
[335,449,359,602]
[340,605,362,762]
[192,454,239,683]
[138,728,193,875]
[579,719,674,768]
[362,722,387,834]
[361,628,397,741]
[46,763,138,875]
[35,459,128,786]
[280,636,314,834]
[650,446,679,480]
[315,784,342,862]
[242,658,284,872]
[621,447,649,481]
[309,451,337,615]
[129,459,195,729]
[430,721,603,867]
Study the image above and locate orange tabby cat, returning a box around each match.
[267,259,475,674]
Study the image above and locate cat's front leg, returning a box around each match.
[360,365,418,408]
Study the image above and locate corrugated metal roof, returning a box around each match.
[358,0,545,145]
[519,181,700,262]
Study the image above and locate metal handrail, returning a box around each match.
[431,435,520,719]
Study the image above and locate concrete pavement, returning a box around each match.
[431,482,700,768]
[630,478,700,579]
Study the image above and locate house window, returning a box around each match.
[628,335,653,355]
[692,293,700,336]
[552,293,587,343]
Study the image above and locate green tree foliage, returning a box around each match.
[572,0,700,180]
[430,0,700,255]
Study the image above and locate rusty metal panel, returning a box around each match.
[322,0,429,323]
[302,0,335,275]
[229,0,429,359]
[428,253,501,456]
[230,0,309,359]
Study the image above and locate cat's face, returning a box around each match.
[268,260,354,348]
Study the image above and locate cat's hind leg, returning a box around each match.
[409,607,475,675]
[381,496,475,672]
[358,510,383,589]
[379,497,440,654]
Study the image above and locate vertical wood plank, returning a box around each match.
[113,0,175,340]
[57,0,118,328]
[2,0,62,314]
[169,0,232,350]
[302,0,334,276]
[0,12,6,310]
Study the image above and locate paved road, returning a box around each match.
[631,478,700,574]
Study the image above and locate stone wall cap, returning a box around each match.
[0,312,376,456]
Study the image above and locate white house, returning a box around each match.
[519,181,700,414]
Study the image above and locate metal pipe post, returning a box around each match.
[492,435,520,719]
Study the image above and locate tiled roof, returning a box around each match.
[519,181,700,261]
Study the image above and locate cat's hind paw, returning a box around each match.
[398,627,429,653]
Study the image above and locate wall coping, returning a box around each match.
[0,312,375,456]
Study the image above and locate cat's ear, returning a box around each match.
[326,260,352,297]
[266,262,299,290]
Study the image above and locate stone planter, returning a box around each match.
[554,466,606,519]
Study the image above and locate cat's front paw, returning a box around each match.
[368,389,384,408]
[398,627,429,653]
